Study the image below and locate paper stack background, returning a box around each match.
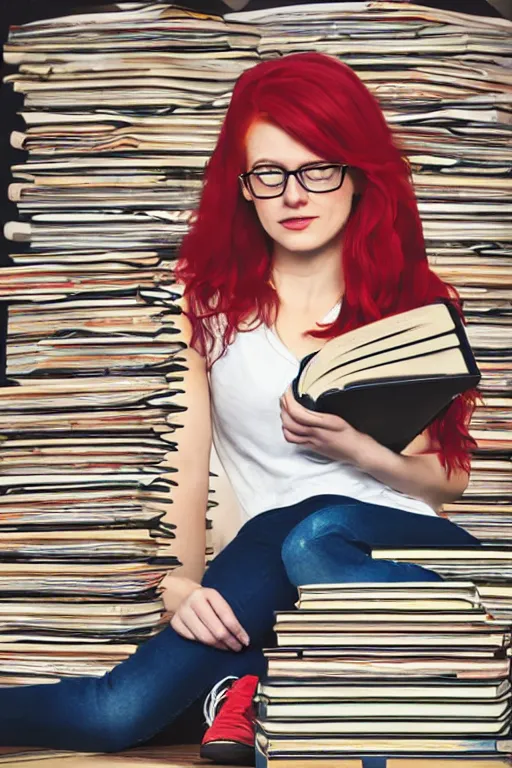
[0,0,510,720]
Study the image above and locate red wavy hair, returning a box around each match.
[175,52,479,478]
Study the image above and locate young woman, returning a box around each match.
[0,52,480,756]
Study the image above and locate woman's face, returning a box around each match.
[241,120,358,255]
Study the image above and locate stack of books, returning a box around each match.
[255,582,512,767]
[371,546,512,622]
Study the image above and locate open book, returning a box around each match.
[291,300,480,452]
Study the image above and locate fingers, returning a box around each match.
[280,407,313,439]
[280,397,317,444]
[280,387,323,428]
[280,387,350,433]
[194,596,243,652]
[177,604,234,650]
[170,613,196,642]
[170,588,251,652]
[206,589,251,648]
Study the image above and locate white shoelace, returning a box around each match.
[203,675,239,726]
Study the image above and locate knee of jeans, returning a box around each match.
[281,505,347,561]
[281,515,326,585]
[281,505,362,586]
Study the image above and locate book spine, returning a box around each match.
[291,350,319,407]
[442,299,481,380]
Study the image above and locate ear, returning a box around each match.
[240,177,253,203]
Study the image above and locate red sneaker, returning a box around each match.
[200,674,259,765]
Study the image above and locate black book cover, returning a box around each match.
[291,301,481,453]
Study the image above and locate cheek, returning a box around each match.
[314,194,354,240]
[253,200,281,233]
[326,190,354,225]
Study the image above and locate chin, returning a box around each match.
[277,235,334,253]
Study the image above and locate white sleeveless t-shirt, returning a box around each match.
[207,301,437,522]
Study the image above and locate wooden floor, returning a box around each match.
[0,746,510,768]
[0,745,224,767]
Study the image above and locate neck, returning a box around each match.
[270,240,344,308]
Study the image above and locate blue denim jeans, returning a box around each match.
[0,494,478,752]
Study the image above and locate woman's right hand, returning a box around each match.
[170,586,251,652]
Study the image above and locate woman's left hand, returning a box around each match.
[279,385,370,465]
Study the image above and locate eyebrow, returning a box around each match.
[250,159,324,169]
[250,159,283,169]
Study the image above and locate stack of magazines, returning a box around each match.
[255,581,512,767]
[0,0,510,703]
[0,4,256,684]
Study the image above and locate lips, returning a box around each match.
[280,216,317,230]
[280,217,316,223]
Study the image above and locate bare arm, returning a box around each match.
[354,429,469,511]
[157,298,250,650]
[158,294,212,612]
[280,386,469,511]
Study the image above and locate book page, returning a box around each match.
[299,302,453,394]
[303,316,457,395]
[307,341,466,401]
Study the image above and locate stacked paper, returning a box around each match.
[372,547,512,621]
[255,582,512,766]
[0,3,256,684]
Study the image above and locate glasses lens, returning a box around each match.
[248,168,285,198]
[300,165,343,192]
[245,164,345,198]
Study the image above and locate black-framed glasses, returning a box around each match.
[239,162,349,199]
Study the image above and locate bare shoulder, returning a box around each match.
[173,291,195,345]
[173,291,208,366]
[176,289,231,366]
[170,290,212,462]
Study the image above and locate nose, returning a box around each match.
[282,173,309,207]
